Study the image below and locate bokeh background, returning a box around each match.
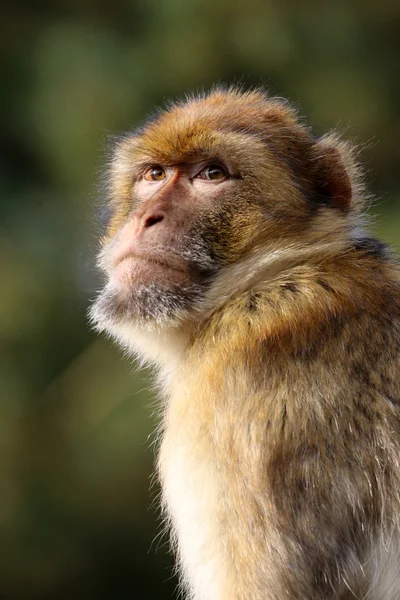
[2,1,400,598]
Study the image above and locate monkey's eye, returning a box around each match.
[144,166,166,181]
[196,164,228,181]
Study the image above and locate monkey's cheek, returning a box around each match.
[113,256,189,289]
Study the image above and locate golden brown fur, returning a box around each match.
[90,88,400,599]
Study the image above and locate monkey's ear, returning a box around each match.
[313,143,352,210]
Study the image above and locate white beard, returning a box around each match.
[89,278,208,333]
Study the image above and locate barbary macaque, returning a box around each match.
[90,88,400,599]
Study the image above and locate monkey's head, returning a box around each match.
[90,88,364,351]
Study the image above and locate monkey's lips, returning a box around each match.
[113,253,189,288]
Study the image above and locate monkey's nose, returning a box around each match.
[144,213,165,228]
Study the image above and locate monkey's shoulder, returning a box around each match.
[194,247,400,369]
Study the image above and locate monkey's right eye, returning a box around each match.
[196,164,228,181]
[144,166,166,181]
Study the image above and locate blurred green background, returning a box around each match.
[1,1,400,598]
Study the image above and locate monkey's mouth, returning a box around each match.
[113,252,190,288]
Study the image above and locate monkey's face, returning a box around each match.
[92,156,247,330]
[90,90,353,336]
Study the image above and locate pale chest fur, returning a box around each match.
[158,375,233,600]
[157,355,293,600]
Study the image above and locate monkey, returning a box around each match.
[89,88,400,599]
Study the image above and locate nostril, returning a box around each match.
[144,214,164,228]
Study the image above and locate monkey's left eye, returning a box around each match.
[144,166,166,181]
[196,164,228,181]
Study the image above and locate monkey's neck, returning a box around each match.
[188,246,396,369]
[139,237,397,383]
[197,221,357,317]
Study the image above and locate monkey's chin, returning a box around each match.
[89,277,204,337]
